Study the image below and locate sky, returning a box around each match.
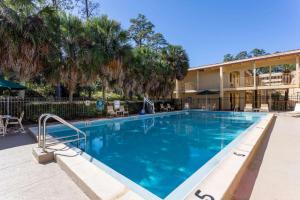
[96,0,300,68]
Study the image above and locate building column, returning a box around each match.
[296,56,299,87]
[220,66,224,110]
[197,70,200,90]
[253,62,257,108]
[253,62,257,88]
[268,90,272,111]
[175,79,179,99]
[239,70,244,87]
[269,66,272,86]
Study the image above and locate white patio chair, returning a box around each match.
[160,104,168,112]
[0,117,6,136]
[244,104,253,112]
[107,105,117,117]
[184,103,190,110]
[212,104,217,111]
[167,103,174,111]
[119,105,129,116]
[234,104,239,112]
[287,103,300,116]
[260,104,269,112]
[6,111,25,132]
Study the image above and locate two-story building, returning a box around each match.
[174,49,300,111]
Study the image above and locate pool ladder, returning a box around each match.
[38,114,87,152]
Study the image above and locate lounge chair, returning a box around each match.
[234,104,239,112]
[244,104,253,112]
[118,105,129,116]
[114,100,120,111]
[160,104,168,112]
[0,117,6,136]
[211,103,216,111]
[167,103,174,111]
[287,103,300,116]
[107,106,117,117]
[184,103,190,109]
[260,104,269,112]
[6,111,25,132]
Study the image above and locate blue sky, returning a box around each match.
[97,0,300,67]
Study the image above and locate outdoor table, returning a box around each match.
[253,108,260,112]
[1,115,12,122]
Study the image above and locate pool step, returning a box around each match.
[32,146,54,163]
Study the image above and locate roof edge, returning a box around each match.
[189,49,300,71]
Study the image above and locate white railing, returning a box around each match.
[143,97,155,114]
[224,71,296,89]
[178,82,197,92]
[258,72,295,86]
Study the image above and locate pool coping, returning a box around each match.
[184,112,274,200]
[29,111,274,200]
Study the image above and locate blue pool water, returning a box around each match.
[48,111,264,199]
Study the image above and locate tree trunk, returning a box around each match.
[88,88,92,99]
[85,0,89,19]
[69,90,74,102]
[102,83,106,100]
[52,0,57,7]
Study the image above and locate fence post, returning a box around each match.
[6,96,9,115]
[181,98,183,110]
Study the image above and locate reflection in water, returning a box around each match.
[51,111,261,198]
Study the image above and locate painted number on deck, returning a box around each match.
[195,189,215,200]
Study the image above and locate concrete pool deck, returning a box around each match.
[1,114,300,200]
[0,133,89,200]
[233,114,300,200]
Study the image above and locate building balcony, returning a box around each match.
[179,82,197,92]
[224,71,297,91]
[257,72,295,86]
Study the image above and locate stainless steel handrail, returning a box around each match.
[38,113,51,147]
[38,114,86,152]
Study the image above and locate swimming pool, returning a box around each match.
[47,110,265,199]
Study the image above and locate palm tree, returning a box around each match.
[0,1,56,82]
[59,13,90,101]
[162,45,189,81]
[86,16,130,100]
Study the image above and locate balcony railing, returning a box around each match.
[257,72,295,86]
[179,82,197,91]
[224,71,296,89]
[244,76,254,87]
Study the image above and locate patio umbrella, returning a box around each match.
[0,79,26,115]
[0,79,26,90]
[196,90,219,109]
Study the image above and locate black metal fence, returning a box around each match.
[180,95,300,111]
[1,95,299,123]
[0,97,179,123]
